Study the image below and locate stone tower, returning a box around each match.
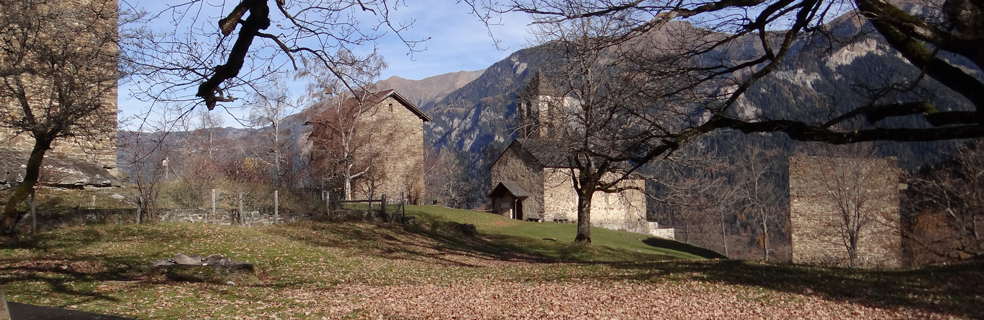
[0,0,119,189]
[517,71,568,140]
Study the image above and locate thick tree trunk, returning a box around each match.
[848,234,859,267]
[1,138,53,234]
[574,191,593,243]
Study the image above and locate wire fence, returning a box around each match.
[15,185,416,234]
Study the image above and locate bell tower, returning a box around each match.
[517,71,563,139]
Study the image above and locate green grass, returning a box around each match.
[404,205,722,261]
[0,205,981,319]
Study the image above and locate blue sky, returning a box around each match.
[119,0,533,129]
[367,0,533,80]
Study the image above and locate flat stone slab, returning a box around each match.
[8,302,136,320]
[152,253,255,284]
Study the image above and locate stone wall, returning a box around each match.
[0,0,119,188]
[542,169,657,236]
[489,144,544,220]
[789,156,902,268]
[353,96,425,203]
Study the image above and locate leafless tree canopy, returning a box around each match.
[905,139,984,263]
[0,0,125,233]
[128,0,422,112]
[468,0,984,147]
[301,53,388,201]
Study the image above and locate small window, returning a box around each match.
[389,103,393,112]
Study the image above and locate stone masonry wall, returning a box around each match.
[789,156,902,268]
[353,96,425,203]
[0,0,119,186]
[490,145,544,220]
[542,169,650,233]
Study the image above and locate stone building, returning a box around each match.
[489,73,673,239]
[0,0,119,190]
[789,156,902,268]
[307,89,430,203]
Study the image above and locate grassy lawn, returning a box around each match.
[0,205,981,319]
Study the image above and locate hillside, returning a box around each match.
[420,9,972,207]
[377,70,485,111]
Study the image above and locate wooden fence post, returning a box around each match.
[368,190,374,217]
[30,190,36,234]
[381,194,387,222]
[210,189,216,224]
[274,190,279,225]
[0,285,10,320]
[238,192,244,226]
[325,191,331,219]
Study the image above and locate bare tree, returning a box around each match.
[247,73,299,187]
[905,139,984,263]
[734,146,789,261]
[167,109,225,208]
[475,0,984,144]
[302,53,387,201]
[464,0,984,244]
[0,0,127,233]
[650,137,740,254]
[797,143,901,267]
[524,17,653,243]
[117,120,171,224]
[424,146,470,207]
[128,0,423,115]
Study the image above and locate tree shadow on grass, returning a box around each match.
[641,238,727,260]
[0,254,142,307]
[266,220,563,269]
[600,259,984,319]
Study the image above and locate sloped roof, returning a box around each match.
[489,181,529,199]
[488,138,574,171]
[327,89,431,122]
[514,138,572,168]
[490,138,647,181]
[367,89,432,121]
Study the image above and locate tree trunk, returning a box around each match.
[848,234,859,267]
[344,177,352,201]
[762,218,770,261]
[1,138,53,234]
[574,190,593,243]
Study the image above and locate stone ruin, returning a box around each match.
[789,156,903,268]
[152,253,254,284]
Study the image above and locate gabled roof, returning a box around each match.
[312,89,430,122]
[489,138,573,170]
[489,181,530,199]
[515,138,571,168]
[360,89,432,121]
[489,138,647,179]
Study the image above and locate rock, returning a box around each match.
[152,254,254,283]
[958,251,974,260]
[166,265,226,283]
[202,254,225,266]
[172,253,201,266]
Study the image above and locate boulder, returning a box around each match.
[152,254,254,284]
